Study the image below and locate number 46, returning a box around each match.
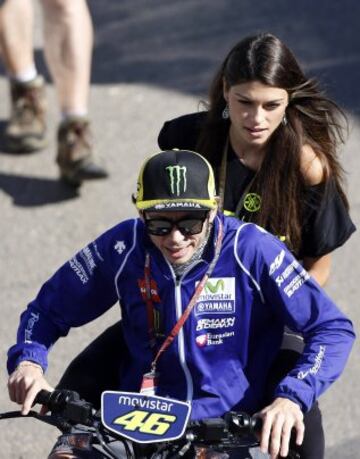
[114,410,176,435]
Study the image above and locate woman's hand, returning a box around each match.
[256,397,304,458]
[8,361,54,415]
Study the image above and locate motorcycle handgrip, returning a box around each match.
[34,389,52,406]
[34,389,95,425]
[252,415,263,433]
[224,411,262,435]
[34,389,80,412]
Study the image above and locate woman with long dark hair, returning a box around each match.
[159,33,354,281]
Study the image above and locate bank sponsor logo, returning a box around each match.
[114,240,126,255]
[24,312,39,343]
[297,345,326,380]
[196,317,235,331]
[195,277,235,315]
[69,256,89,284]
[275,260,300,287]
[195,331,235,347]
[283,269,310,298]
[195,334,208,347]
[269,250,285,275]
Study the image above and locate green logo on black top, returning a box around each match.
[166,165,187,196]
[243,193,261,212]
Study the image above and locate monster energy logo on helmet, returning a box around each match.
[166,165,187,196]
[134,149,218,212]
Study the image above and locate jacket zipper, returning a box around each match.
[166,259,204,403]
[175,278,194,402]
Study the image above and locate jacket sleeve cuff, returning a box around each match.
[7,343,49,374]
[274,378,315,413]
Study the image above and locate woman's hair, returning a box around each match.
[197,33,349,254]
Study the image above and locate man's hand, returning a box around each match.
[256,397,304,458]
[7,361,54,415]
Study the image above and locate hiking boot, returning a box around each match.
[56,116,108,187]
[4,75,47,152]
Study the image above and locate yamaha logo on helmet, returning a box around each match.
[154,202,202,210]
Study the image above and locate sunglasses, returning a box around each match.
[144,212,209,236]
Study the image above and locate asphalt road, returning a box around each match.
[0,1,359,457]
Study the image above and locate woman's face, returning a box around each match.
[223,80,289,148]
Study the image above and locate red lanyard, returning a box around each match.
[144,257,157,350]
[144,219,223,372]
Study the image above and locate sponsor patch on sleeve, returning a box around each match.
[269,250,285,275]
[269,254,310,298]
[297,345,326,380]
[69,243,104,284]
[283,268,310,298]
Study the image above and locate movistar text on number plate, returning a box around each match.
[101,391,191,443]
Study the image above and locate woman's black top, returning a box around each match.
[158,111,356,258]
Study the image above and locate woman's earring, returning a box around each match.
[282,114,288,126]
[222,104,230,119]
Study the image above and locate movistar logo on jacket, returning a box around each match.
[195,277,235,315]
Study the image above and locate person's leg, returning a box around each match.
[0,0,34,75]
[40,0,108,185]
[296,401,324,459]
[40,0,91,116]
[57,321,125,409]
[0,0,47,152]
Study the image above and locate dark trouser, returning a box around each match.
[57,321,127,409]
[57,323,324,459]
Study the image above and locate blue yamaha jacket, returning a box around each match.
[7,214,355,419]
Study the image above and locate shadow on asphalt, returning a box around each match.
[0,172,79,206]
[0,121,80,206]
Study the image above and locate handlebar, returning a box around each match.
[34,390,262,444]
[1,390,299,458]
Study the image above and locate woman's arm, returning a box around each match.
[302,254,331,286]
[300,145,332,286]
